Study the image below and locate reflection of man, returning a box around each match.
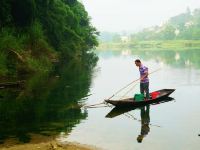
[135,59,149,99]
[137,105,150,143]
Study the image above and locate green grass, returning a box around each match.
[0,24,57,78]
[0,52,8,76]
[26,56,52,73]
[0,28,24,53]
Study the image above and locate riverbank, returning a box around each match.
[0,141,100,150]
[0,1,98,78]
[0,134,100,150]
[97,40,200,51]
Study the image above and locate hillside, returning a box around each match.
[131,8,200,40]
[0,0,98,78]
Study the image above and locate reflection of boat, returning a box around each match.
[106,97,174,143]
[105,89,175,107]
[106,97,174,118]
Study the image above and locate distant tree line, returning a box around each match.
[131,8,200,40]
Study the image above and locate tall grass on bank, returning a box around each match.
[0,22,56,77]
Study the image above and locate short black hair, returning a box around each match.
[135,59,141,63]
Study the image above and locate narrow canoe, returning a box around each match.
[105,97,174,118]
[105,89,175,107]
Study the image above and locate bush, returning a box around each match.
[0,52,8,76]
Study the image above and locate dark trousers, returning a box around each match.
[140,82,149,99]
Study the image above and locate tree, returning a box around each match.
[11,0,36,27]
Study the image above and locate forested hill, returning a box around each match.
[131,8,200,40]
[0,0,98,77]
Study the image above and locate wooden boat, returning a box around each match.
[106,97,174,118]
[105,89,175,107]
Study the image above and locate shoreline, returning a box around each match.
[0,134,101,150]
[97,40,200,51]
[0,140,100,150]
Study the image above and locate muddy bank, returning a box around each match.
[0,141,100,150]
[0,134,100,150]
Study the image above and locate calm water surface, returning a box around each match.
[0,49,200,150]
[61,50,200,150]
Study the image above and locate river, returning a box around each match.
[64,49,200,150]
[0,49,200,150]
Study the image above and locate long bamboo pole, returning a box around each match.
[106,68,161,100]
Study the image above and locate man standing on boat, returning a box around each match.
[135,59,149,99]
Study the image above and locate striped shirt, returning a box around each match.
[139,65,149,83]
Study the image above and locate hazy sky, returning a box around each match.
[82,0,200,32]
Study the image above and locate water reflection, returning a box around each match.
[97,49,200,68]
[0,60,96,144]
[137,105,150,143]
[106,97,174,144]
[65,49,200,150]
